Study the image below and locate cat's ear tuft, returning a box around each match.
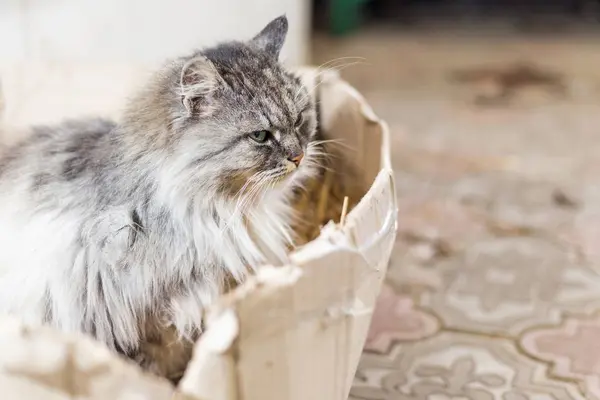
[179,56,220,115]
[250,15,288,59]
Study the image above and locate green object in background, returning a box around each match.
[330,0,368,36]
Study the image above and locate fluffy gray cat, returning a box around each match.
[0,15,318,379]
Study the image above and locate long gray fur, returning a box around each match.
[0,15,319,377]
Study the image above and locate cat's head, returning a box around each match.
[141,15,318,203]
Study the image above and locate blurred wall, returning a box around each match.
[0,0,310,66]
[0,0,311,128]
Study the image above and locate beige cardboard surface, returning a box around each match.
[0,316,174,399]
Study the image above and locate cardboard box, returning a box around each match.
[0,67,397,400]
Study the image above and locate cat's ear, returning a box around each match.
[179,55,220,115]
[250,15,288,59]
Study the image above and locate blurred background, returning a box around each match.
[3,1,600,398]
[313,3,600,400]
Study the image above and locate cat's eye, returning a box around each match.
[250,130,270,143]
[295,113,304,128]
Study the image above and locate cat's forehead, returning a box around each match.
[220,60,301,101]
[221,63,299,97]
[206,45,307,116]
[247,73,305,128]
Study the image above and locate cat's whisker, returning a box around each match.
[230,168,286,224]
[315,56,367,72]
[305,146,330,161]
[310,139,355,152]
[231,172,267,214]
[322,61,369,75]
[295,59,368,103]
[234,172,269,208]
[316,58,369,76]
[229,169,287,237]
[223,169,273,236]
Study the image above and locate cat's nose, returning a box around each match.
[288,153,304,167]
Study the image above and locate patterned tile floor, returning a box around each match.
[313,31,600,399]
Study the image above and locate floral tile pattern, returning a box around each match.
[421,237,600,336]
[521,315,600,400]
[348,87,600,399]
[364,285,440,353]
[351,173,600,399]
[350,157,600,400]
[351,333,586,400]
